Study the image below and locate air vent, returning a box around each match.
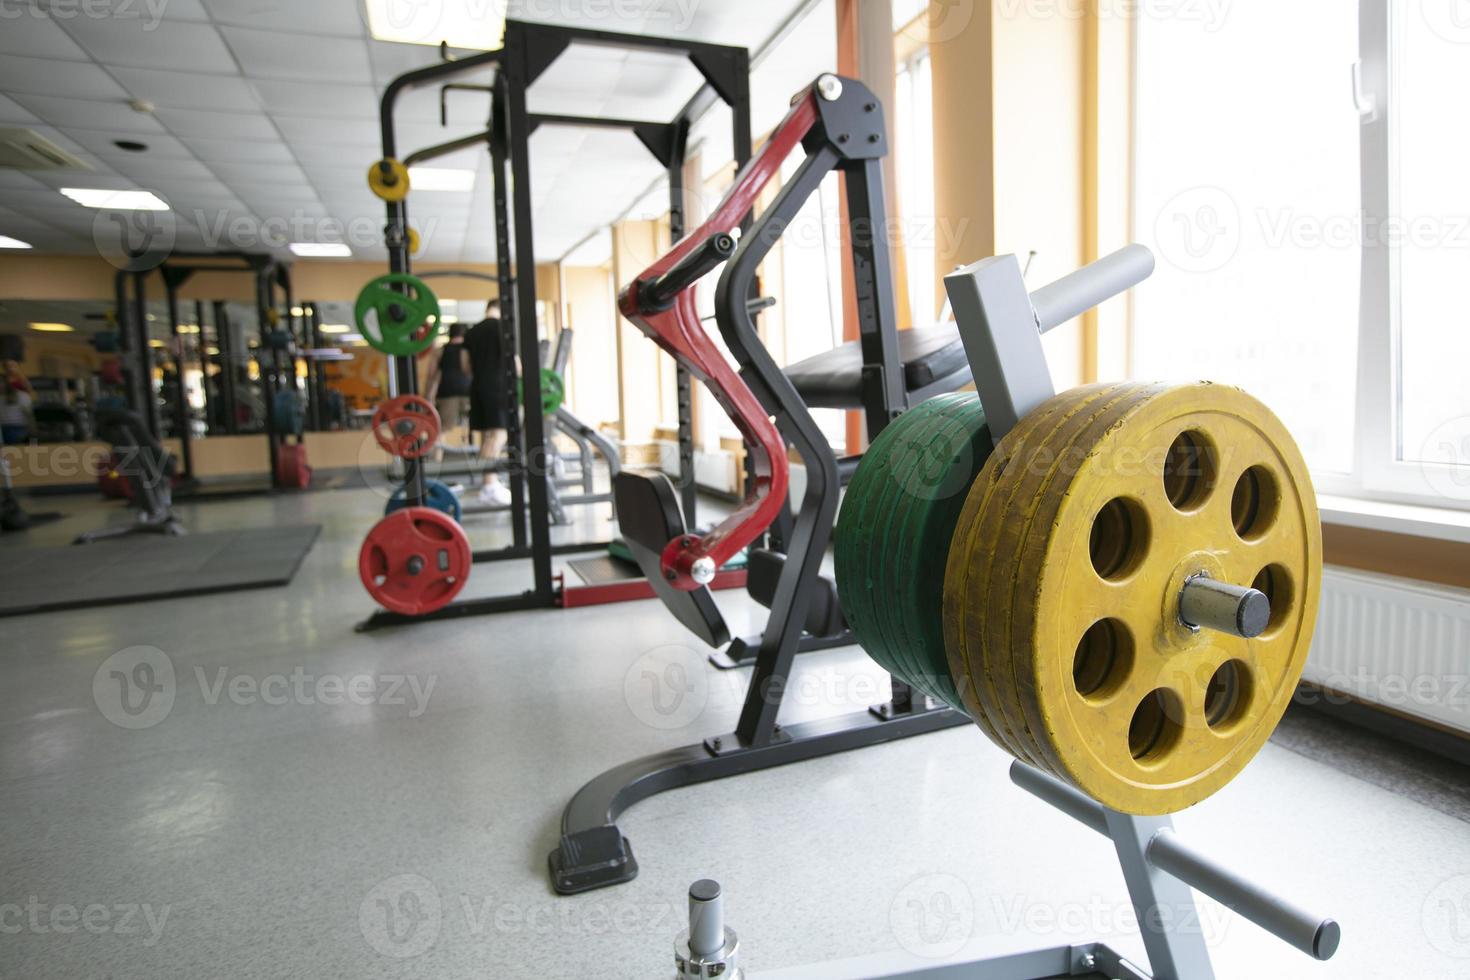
[0,127,92,171]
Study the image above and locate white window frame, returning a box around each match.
[1316,0,1470,510]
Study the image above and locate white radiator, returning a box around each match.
[1304,567,1470,736]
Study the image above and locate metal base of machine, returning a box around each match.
[548,703,969,894]
[709,628,854,670]
[750,941,1147,980]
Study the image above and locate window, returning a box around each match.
[1357,0,1470,504]
[1134,2,1361,477]
[1136,1,1470,509]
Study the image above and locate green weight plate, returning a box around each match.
[834,393,991,710]
[354,274,441,357]
[517,367,566,416]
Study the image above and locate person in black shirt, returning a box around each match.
[424,321,472,455]
[462,300,512,505]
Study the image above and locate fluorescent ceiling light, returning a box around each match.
[364,0,506,49]
[60,188,169,211]
[178,324,200,334]
[148,339,166,348]
[342,333,367,345]
[29,322,74,332]
[0,235,32,249]
[290,306,304,317]
[408,167,475,192]
[440,315,459,324]
[289,243,352,257]
[319,323,351,334]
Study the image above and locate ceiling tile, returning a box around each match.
[251,79,378,119]
[110,67,262,112]
[60,16,238,73]
[67,129,195,159]
[10,95,166,133]
[273,115,375,146]
[146,0,211,18]
[287,139,379,164]
[0,95,39,124]
[367,40,440,85]
[0,56,128,100]
[206,160,306,186]
[181,135,296,163]
[108,155,219,183]
[0,170,48,191]
[220,27,372,83]
[153,107,279,140]
[0,15,90,59]
[203,0,367,37]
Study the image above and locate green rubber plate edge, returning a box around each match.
[835,392,991,710]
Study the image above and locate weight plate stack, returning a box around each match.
[943,381,1321,814]
[834,392,992,710]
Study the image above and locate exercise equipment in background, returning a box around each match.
[353,19,748,627]
[75,409,185,543]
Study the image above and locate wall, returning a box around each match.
[559,263,619,431]
[929,1,1132,390]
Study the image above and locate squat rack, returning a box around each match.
[357,19,753,629]
[113,252,300,489]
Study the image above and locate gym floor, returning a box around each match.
[2,489,1468,979]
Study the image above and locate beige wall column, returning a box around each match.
[610,218,665,454]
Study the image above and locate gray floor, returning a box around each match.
[2,486,1469,979]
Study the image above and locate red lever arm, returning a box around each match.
[619,91,820,590]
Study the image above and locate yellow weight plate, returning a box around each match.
[947,382,1320,814]
[978,383,1153,771]
[943,384,1121,765]
[368,158,410,202]
[406,226,421,255]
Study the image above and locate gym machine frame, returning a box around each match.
[547,74,970,896]
[357,19,754,629]
[723,249,1339,980]
[113,252,303,491]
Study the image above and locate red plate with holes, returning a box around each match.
[275,443,312,489]
[371,394,441,460]
[358,507,471,616]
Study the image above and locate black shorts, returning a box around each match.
[469,386,509,432]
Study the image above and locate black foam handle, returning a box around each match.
[640,233,737,311]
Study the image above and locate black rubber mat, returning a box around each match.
[0,525,321,617]
[565,554,640,586]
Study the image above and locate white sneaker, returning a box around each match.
[478,482,512,506]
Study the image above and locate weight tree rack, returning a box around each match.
[357,19,754,630]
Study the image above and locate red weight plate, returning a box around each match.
[371,394,441,460]
[358,507,471,616]
[275,443,312,489]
